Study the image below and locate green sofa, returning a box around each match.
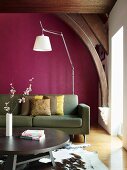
[0,94,90,140]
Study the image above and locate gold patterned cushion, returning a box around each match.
[43,95,64,115]
[21,96,43,115]
[30,99,51,116]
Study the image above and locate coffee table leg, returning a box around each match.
[49,151,55,167]
[4,154,17,170]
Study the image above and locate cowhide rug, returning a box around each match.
[0,143,109,170]
[39,143,109,170]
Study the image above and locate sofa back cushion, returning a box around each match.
[0,94,22,115]
[64,95,78,115]
[0,94,78,115]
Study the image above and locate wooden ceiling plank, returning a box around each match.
[0,0,117,13]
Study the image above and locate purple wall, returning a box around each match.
[0,13,98,124]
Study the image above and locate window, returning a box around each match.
[111,26,123,136]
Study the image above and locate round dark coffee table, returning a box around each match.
[0,128,69,170]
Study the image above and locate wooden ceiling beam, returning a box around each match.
[0,0,116,13]
[58,14,108,106]
[82,14,108,54]
[66,14,100,46]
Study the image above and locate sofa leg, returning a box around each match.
[83,135,86,143]
[70,134,74,142]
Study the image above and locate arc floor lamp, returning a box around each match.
[33,21,75,94]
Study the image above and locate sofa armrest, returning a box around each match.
[78,103,90,134]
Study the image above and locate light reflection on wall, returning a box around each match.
[111,26,123,136]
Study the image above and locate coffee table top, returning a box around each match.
[0,128,69,155]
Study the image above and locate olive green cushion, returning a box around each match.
[33,115,82,128]
[13,115,33,127]
[63,95,78,115]
[0,115,32,127]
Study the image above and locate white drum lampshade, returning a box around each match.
[33,21,75,94]
[33,35,52,51]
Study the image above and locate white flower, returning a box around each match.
[4,106,10,112]
[18,97,26,103]
[10,89,16,94]
[22,97,25,103]
[18,99,22,103]
[5,102,10,106]
[4,78,34,114]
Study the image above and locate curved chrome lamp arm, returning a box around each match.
[34,21,75,94]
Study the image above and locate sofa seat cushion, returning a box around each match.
[33,115,82,128]
[13,116,33,127]
[0,115,32,127]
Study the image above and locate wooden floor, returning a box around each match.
[84,126,127,170]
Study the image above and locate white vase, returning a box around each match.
[6,113,12,136]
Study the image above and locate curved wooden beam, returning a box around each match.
[58,14,108,106]
[82,14,108,54]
